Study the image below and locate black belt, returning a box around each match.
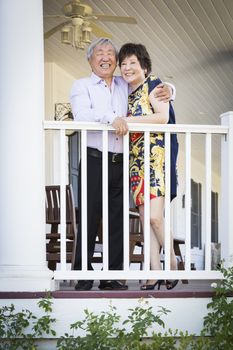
[87,147,123,163]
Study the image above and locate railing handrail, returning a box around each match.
[44,120,228,135]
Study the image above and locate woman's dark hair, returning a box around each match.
[118,43,152,76]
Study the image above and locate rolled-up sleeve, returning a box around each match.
[164,82,176,101]
[70,79,116,124]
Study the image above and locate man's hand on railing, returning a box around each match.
[112,117,129,135]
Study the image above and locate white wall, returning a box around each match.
[44,62,75,119]
[44,62,75,184]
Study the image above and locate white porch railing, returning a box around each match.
[44,111,233,282]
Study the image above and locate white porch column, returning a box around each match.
[219,111,233,267]
[0,0,53,290]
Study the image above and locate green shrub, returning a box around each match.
[57,300,170,350]
[0,296,56,350]
[202,264,233,350]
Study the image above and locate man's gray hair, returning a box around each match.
[86,37,118,60]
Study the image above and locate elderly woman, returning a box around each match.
[119,43,179,290]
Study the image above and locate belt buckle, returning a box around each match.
[112,153,117,162]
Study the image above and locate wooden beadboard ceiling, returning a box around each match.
[43,0,233,174]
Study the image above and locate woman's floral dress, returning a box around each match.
[128,75,178,206]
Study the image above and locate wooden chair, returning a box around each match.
[173,238,186,270]
[129,208,144,268]
[45,184,77,270]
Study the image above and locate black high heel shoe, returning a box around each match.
[165,280,179,290]
[140,280,164,290]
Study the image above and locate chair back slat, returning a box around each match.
[45,186,60,222]
[129,208,144,267]
[45,184,77,270]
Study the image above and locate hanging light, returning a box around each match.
[82,22,92,44]
[61,26,71,45]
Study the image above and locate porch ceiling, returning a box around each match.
[43,0,233,173]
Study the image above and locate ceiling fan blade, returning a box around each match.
[44,15,67,19]
[44,21,70,39]
[92,14,137,24]
[90,22,113,38]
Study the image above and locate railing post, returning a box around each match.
[81,130,88,271]
[219,111,233,267]
[123,133,130,270]
[143,131,150,271]
[185,132,191,271]
[164,132,171,271]
[102,130,109,271]
[204,133,212,271]
[60,129,67,271]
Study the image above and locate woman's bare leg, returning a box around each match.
[139,201,162,286]
[150,197,177,270]
[139,197,177,286]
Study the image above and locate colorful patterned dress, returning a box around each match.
[128,75,178,206]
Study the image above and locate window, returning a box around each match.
[190,180,219,247]
[211,191,218,243]
[191,179,202,248]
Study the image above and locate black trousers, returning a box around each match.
[74,152,124,271]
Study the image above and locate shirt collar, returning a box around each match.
[90,72,102,84]
[90,72,117,86]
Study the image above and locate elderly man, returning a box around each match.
[70,38,174,291]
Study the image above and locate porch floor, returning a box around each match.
[53,279,217,299]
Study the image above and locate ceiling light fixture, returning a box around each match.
[44,0,137,51]
[60,18,89,49]
[61,26,71,45]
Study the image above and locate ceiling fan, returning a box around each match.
[44,0,137,49]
